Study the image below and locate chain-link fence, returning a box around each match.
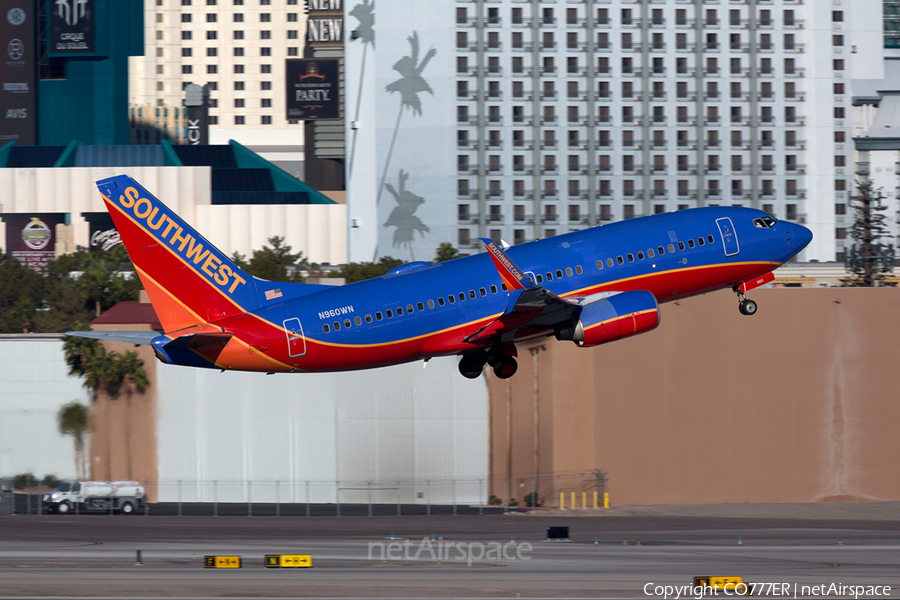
[3,471,609,516]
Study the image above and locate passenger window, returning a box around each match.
[607,258,614,267]
[617,256,624,265]
[566,267,573,277]
[438,297,445,306]
[479,287,487,296]
[697,237,705,246]
[556,269,563,278]
[536,274,544,283]
[323,324,330,333]
[427,299,435,309]
[546,272,553,281]
[658,246,665,255]
[596,260,603,270]
[707,234,714,243]
[397,307,404,315]
[458,292,466,301]
[687,239,695,248]
[355,316,362,326]
[448,295,456,304]
[677,242,685,251]
[365,314,373,323]
[468,290,476,299]
[334,321,340,330]
[501,283,508,291]
[407,304,414,313]
[387,309,394,318]
[668,243,675,253]
[637,251,644,260]
[490,285,498,294]
[376,312,383,320]
[575,265,583,274]
[627,253,634,262]
[648,248,655,258]
[417,302,424,311]
[344,318,351,328]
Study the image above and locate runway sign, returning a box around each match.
[694,577,747,594]
[265,554,312,568]
[204,555,241,568]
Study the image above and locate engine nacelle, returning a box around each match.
[559,290,660,348]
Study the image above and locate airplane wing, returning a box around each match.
[64,330,162,345]
[466,239,582,344]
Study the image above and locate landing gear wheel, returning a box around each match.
[121,502,134,515]
[57,501,70,514]
[493,357,518,379]
[739,299,758,316]
[459,351,487,379]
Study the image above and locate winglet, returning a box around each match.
[479,238,537,291]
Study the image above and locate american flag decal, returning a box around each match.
[265,288,283,301]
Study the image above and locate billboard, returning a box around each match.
[0,2,37,145]
[83,212,122,252]
[306,0,343,46]
[2,213,68,270]
[47,0,96,56]
[286,59,340,120]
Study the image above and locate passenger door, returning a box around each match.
[716,217,740,257]
[283,318,307,358]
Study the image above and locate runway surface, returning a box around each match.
[2,511,900,598]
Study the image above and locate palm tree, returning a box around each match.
[57,401,89,480]
[63,331,150,480]
[376,31,436,209]
[383,170,431,261]
[348,0,375,178]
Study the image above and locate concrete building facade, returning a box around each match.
[345,0,886,264]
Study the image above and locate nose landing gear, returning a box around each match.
[737,291,758,316]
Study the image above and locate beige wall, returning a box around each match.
[88,326,158,499]
[489,288,900,506]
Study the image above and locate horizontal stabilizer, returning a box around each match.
[64,330,162,345]
[162,332,233,349]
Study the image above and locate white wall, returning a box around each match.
[345,1,456,264]
[155,357,489,504]
[0,336,89,480]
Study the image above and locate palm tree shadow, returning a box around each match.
[376,32,437,209]
[348,0,375,178]
[383,170,431,261]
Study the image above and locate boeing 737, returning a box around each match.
[68,175,812,379]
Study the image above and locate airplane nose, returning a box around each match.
[793,223,813,251]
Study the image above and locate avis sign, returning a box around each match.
[286,59,339,120]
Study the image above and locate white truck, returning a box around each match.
[42,480,146,514]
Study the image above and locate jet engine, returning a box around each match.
[555,290,660,348]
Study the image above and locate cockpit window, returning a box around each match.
[753,215,778,229]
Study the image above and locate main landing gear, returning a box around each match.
[737,292,758,316]
[458,346,519,379]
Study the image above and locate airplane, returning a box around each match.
[68,174,812,379]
